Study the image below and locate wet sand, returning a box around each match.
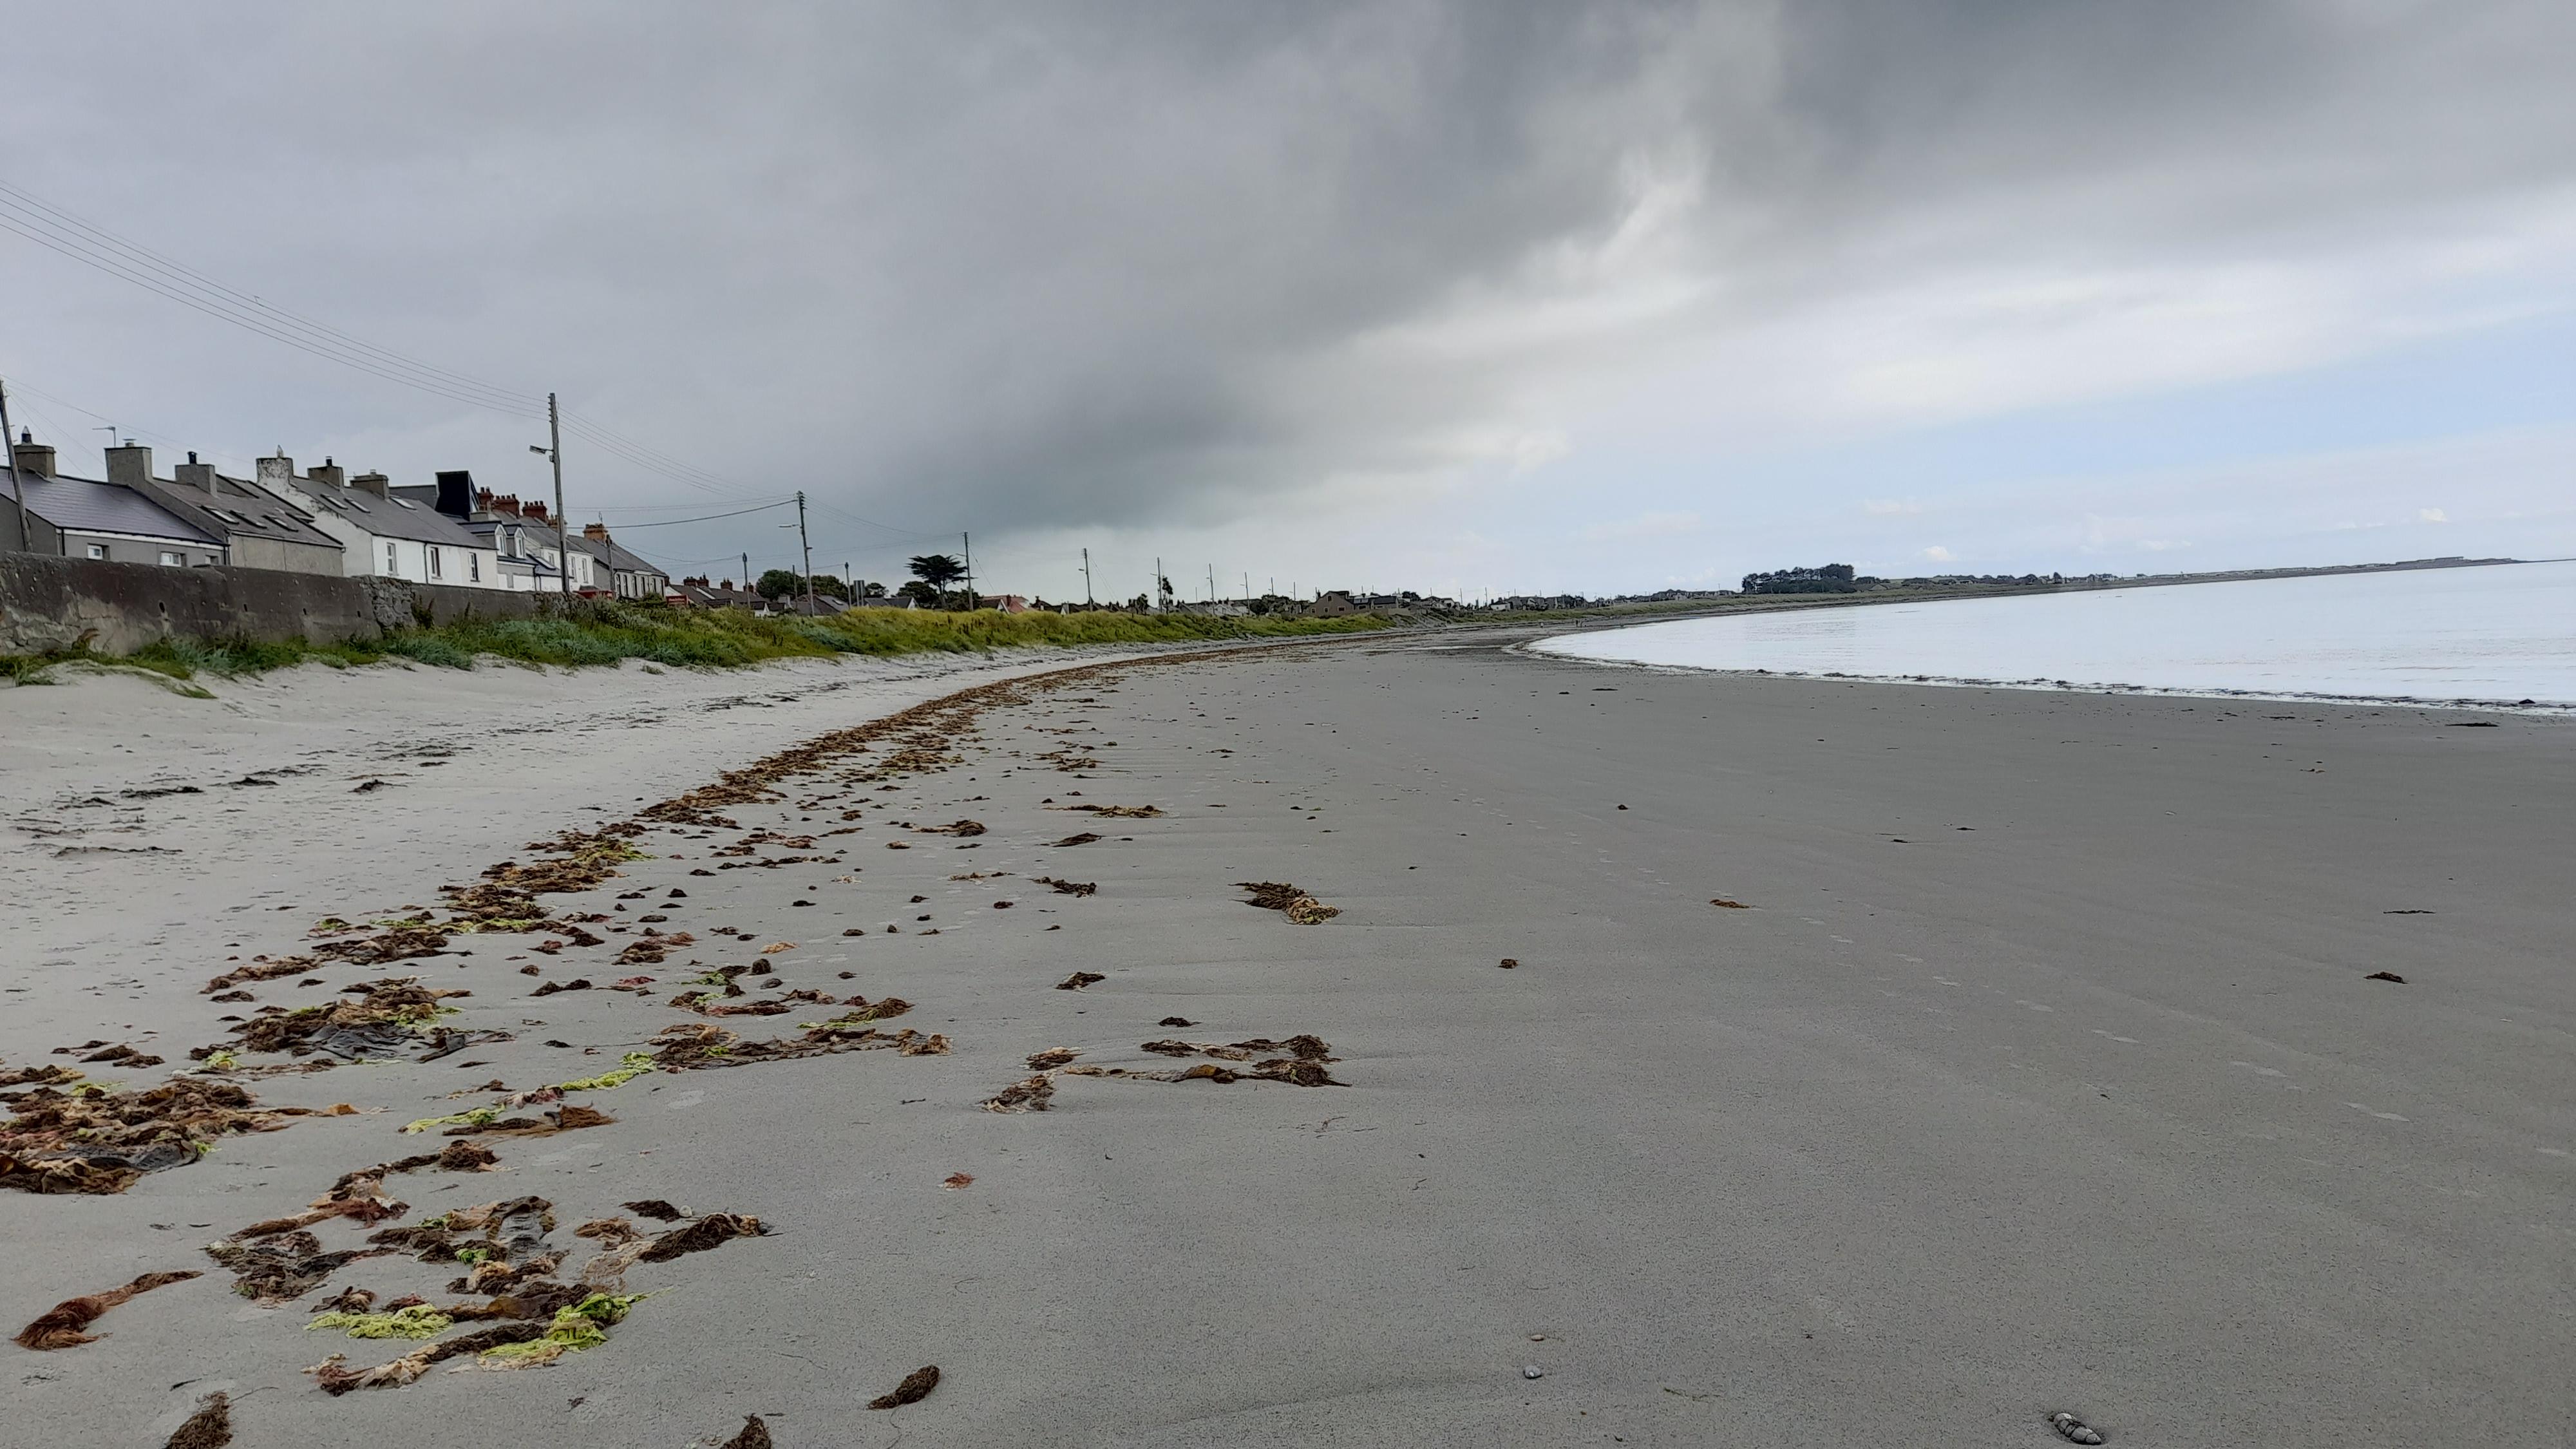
[3,632,2570,1447]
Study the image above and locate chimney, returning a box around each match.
[493,493,521,517]
[256,453,296,495]
[431,470,475,519]
[174,452,219,495]
[106,442,155,491]
[523,500,547,524]
[476,487,494,513]
[582,522,609,542]
[12,430,55,478]
[350,471,390,498]
[308,457,346,491]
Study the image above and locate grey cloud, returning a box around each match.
[2,1,2568,577]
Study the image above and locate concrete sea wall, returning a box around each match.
[1,553,545,655]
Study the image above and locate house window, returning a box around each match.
[386,541,399,573]
[468,553,480,582]
[160,551,181,567]
[428,546,442,579]
[86,544,107,560]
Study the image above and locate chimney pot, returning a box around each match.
[350,471,390,498]
[307,460,347,491]
[583,522,609,541]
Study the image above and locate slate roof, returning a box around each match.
[135,475,340,551]
[10,473,221,545]
[299,487,491,548]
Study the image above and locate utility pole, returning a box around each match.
[795,489,814,612]
[1155,556,1162,613]
[1206,564,1215,602]
[961,531,975,610]
[0,378,29,554]
[1081,547,1093,605]
[741,553,749,594]
[547,394,567,599]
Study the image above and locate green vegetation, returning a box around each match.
[1,598,1391,683]
[307,1305,456,1340]
[552,1052,659,1093]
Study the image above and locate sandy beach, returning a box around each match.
[4,632,2570,1448]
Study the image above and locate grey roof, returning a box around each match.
[566,530,667,579]
[299,486,491,549]
[136,475,340,550]
[10,473,222,545]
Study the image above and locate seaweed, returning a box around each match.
[2,1077,303,1195]
[980,1075,1056,1113]
[165,1391,232,1449]
[1025,1047,1081,1070]
[719,1416,774,1449]
[305,1303,455,1340]
[1032,876,1096,896]
[205,1231,390,1303]
[868,1364,941,1409]
[14,1269,200,1349]
[1237,881,1338,923]
[1054,972,1106,991]
[636,1212,766,1263]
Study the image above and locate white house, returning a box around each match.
[263,455,505,589]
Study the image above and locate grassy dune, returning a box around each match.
[2,600,1391,683]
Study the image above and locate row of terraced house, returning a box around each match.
[0,430,672,600]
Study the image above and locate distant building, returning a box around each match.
[976,594,1031,614]
[1304,590,1358,618]
[3,431,223,566]
[397,475,618,595]
[108,443,343,574]
[263,454,504,589]
[672,577,773,612]
[575,523,671,601]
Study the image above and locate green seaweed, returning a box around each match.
[552,1052,658,1093]
[307,1305,455,1340]
[403,1106,500,1135]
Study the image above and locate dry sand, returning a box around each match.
[2,632,2570,1447]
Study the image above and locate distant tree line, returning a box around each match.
[1741,563,1864,594]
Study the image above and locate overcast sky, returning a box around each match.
[3,1,2570,599]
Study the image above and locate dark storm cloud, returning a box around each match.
[2,1,2568,564]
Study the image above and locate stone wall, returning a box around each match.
[1,552,545,656]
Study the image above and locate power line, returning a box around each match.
[0,175,969,540]
[0,180,538,415]
[607,499,795,529]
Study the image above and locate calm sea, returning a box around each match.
[1531,560,2576,710]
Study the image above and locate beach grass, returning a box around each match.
[1,599,1390,683]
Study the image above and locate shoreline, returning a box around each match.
[1511,645,2576,717]
[5,632,2570,1446]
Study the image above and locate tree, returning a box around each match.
[808,573,850,601]
[909,554,965,590]
[858,580,887,598]
[755,567,803,600]
[896,580,940,607]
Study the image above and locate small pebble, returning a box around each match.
[1522,1365,1544,1380]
